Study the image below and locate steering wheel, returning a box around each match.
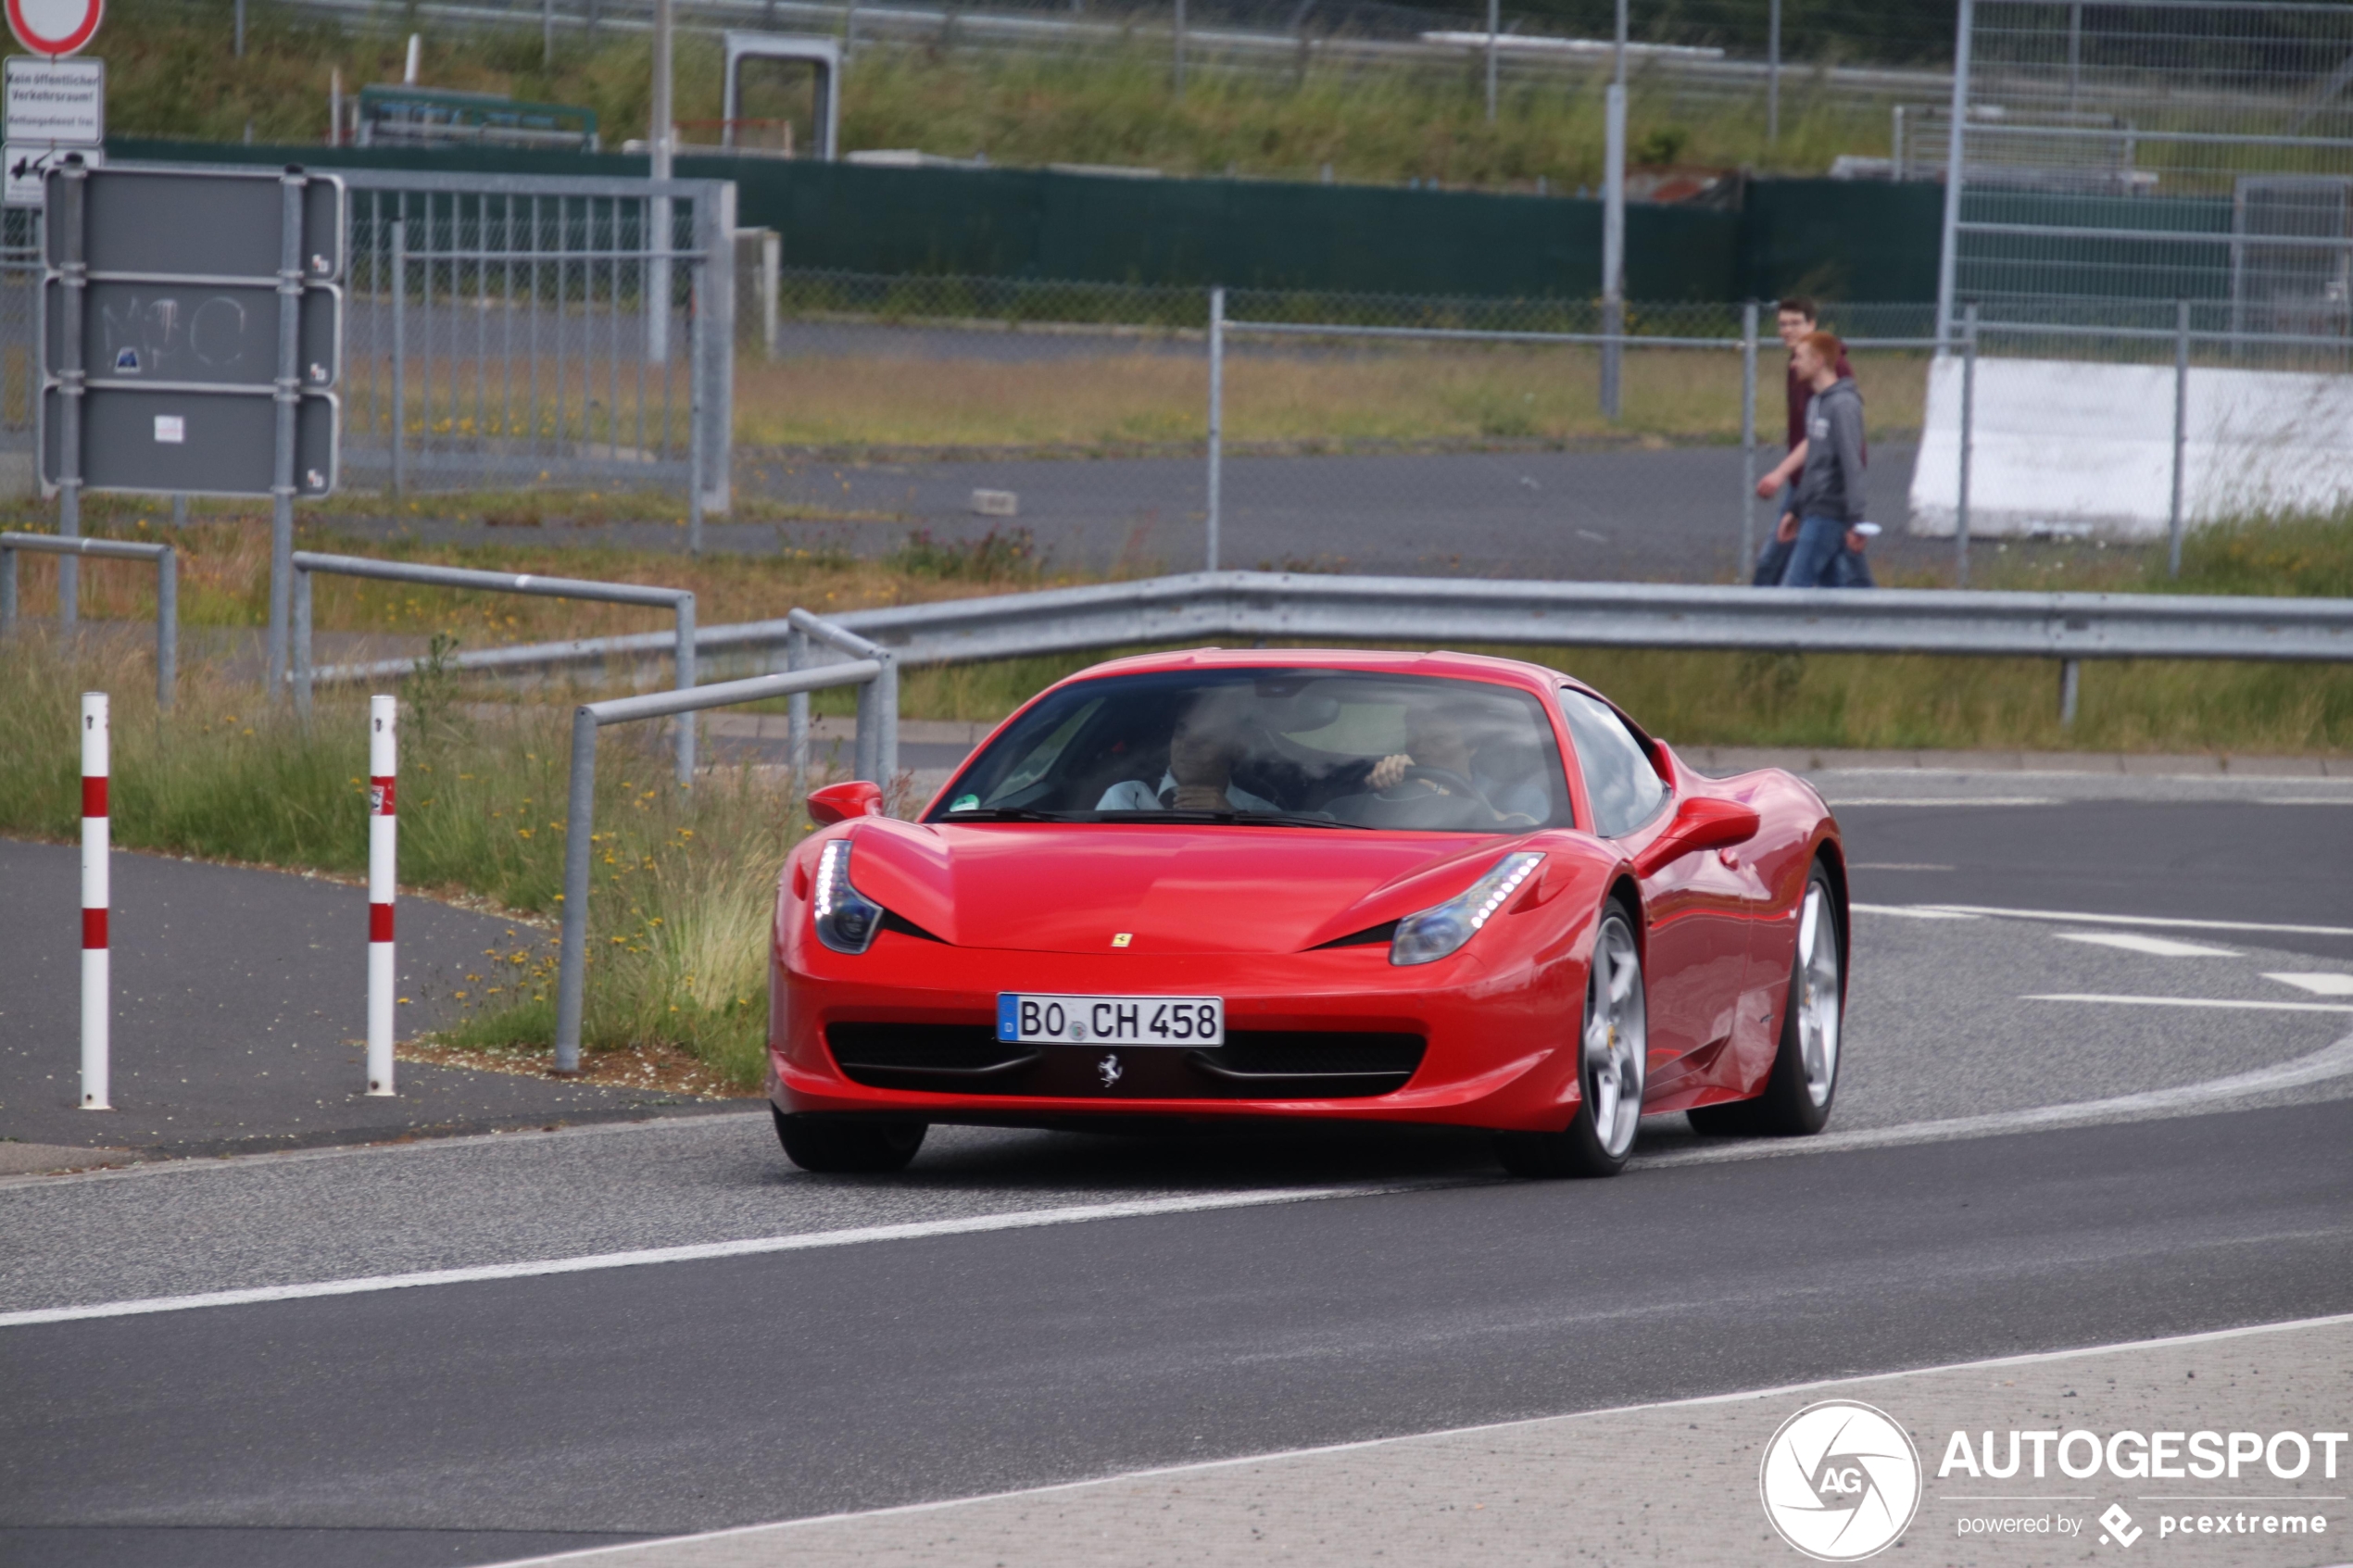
[1378,764,1489,807]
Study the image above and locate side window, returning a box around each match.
[1558,689,1669,839]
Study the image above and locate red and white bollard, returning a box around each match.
[81,692,109,1110]
[367,695,396,1096]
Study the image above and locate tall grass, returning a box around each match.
[0,636,809,1085]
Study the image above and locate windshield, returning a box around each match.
[928,669,1570,833]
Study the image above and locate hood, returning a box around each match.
[842,820,1533,955]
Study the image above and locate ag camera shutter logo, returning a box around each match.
[1760,1399,1922,1561]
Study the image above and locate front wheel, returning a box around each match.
[1496,901,1648,1179]
[773,1108,927,1173]
[1689,863,1843,1137]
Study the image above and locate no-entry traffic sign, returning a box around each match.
[6,0,103,58]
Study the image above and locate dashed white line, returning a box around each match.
[1827,797,2059,808]
[1866,902,2353,939]
[2057,932,2241,958]
[2269,972,2353,997]
[2025,994,2353,1012]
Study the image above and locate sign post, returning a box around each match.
[40,162,344,688]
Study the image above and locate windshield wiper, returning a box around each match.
[1139,809,1372,831]
[937,806,1078,822]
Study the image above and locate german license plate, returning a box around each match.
[997,993,1225,1047]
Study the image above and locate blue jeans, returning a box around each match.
[1780,515,1854,589]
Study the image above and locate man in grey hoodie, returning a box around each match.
[1776,331,1872,588]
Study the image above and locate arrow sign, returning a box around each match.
[6,0,103,58]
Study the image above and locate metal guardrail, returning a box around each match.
[0,533,178,709]
[290,551,699,781]
[294,568,2353,736]
[552,659,883,1075]
[786,608,899,784]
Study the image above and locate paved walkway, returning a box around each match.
[0,840,734,1170]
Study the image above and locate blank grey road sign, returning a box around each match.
[42,385,337,497]
[48,164,345,282]
[49,280,341,390]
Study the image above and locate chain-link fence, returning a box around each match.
[0,208,38,505]
[750,268,1943,583]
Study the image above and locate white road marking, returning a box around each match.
[1637,1029,2353,1169]
[1826,797,2059,807]
[1885,902,2353,938]
[2025,993,2353,1012]
[0,1185,1404,1332]
[1850,861,1957,872]
[494,1311,2353,1567]
[2057,932,2242,958]
[2269,972,2353,997]
[2259,797,2353,806]
[1852,903,1983,920]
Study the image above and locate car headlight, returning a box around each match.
[1390,852,1544,967]
[812,837,885,954]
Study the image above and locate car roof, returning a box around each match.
[1051,646,1579,698]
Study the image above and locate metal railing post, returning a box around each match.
[876,648,900,786]
[268,169,304,699]
[1206,285,1225,572]
[391,220,409,499]
[2169,298,2190,579]
[553,705,599,1077]
[292,565,314,722]
[1957,302,1978,589]
[56,159,86,632]
[1,543,15,634]
[673,591,697,784]
[155,546,176,710]
[787,627,810,779]
[2059,658,2081,729]
[687,258,706,558]
[853,676,878,784]
[1740,300,1759,575]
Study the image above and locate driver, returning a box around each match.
[1365,709,1552,824]
[1096,694,1280,814]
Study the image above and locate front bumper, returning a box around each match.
[771,935,1587,1134]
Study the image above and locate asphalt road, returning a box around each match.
[3,784,2349,1568]
[329,442,1946,584]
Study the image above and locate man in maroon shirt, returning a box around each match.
[1752,298,1873,586]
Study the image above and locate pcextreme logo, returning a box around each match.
[1761,1400,1924,1561]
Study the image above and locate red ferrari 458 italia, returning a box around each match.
[768,648,1847,1178]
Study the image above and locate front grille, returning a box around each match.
[824,1022,1423,1098]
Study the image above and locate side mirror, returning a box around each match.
[807,780,884,826]
[1631,796,1760,879]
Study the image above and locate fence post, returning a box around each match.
[2058,659,2081,730]
[155,545,176,710]
[1739,301,1759,575]
[1,543,14,633]
[1600,82,1626,422]
[1174,0,1187,93]
[81,692,109,1110]
[786,626,810,779]
[1957,302,1978,589]
[1206,285,1225,572]
[553,706,598,1077]
[56,159,86,632]
[2169,298,2190,579]
[673,592,697,785]
[391,220,408,498]
[292,564,313,723]
[367,695,397,1095]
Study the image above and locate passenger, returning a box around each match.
[1365,711,1550,824]
[1096,698,1280,814]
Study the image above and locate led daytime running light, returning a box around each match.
[1390,851,1544,967]
[812,837,885,954]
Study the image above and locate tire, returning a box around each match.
[1687,862,1843,1138]
[1496,900,1648,1179]
[772,1108,927,1173]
